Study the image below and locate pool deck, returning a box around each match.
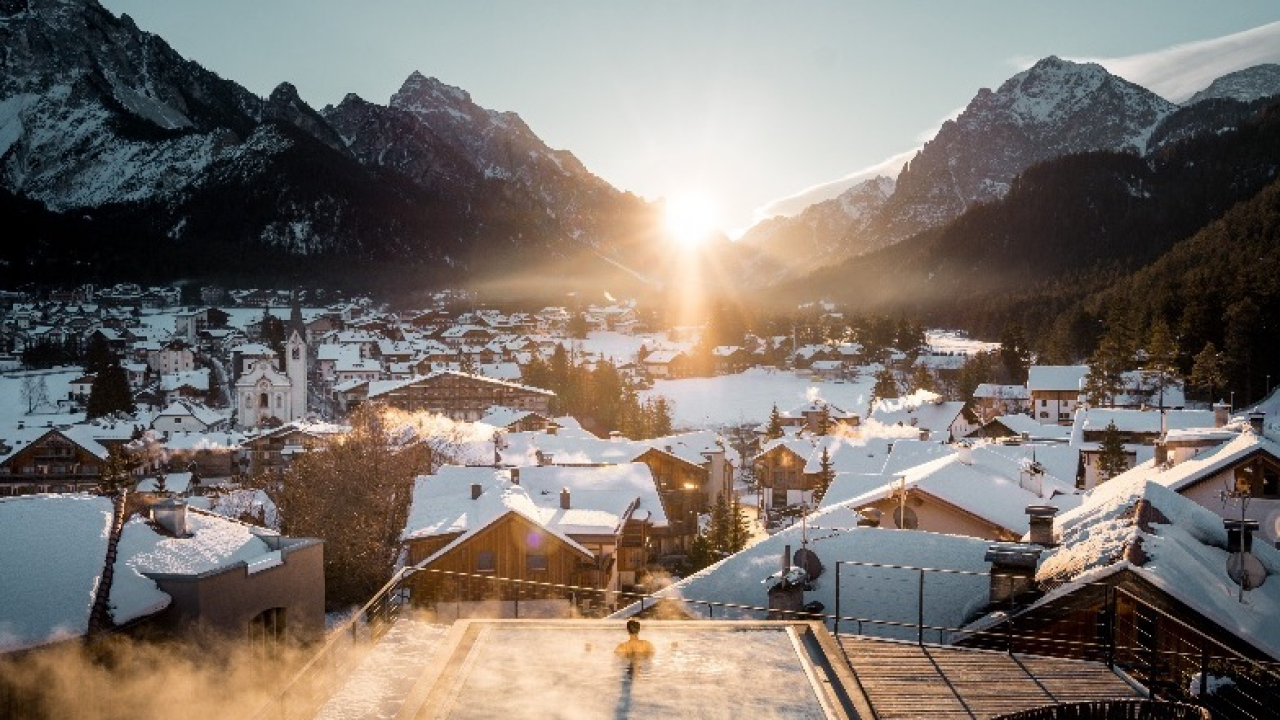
[834,635,1146,720]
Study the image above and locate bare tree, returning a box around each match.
[258,404,462,608]
[21,375,49,414]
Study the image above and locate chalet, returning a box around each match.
[972,384,1031,423]
[957,476,1280,707]
[711,346,749,375]
[868,390,975,441]
[834,443,1079,541]
[478,406,554,434]
[440,325,493,348]
[401,464,668,613]
[238,421,345,477]
[1106,417,1280,544]
[1027,365,1087,426]
[0,426,113,495]
[367,371,553,422]
[150,400,227,434]
[1071,407,1216,490]
[333,357,383,384]
[754,438,820,509]
[641,349,688,378]
[158,368,211,406]
[0,495,324,654]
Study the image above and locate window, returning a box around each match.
[771,486,787,507]
[259,393,269,408]
[248,607,287,658]
[527,553,548,572]
[476,550,496,573]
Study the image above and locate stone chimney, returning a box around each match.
[510,468,521,484]
[956,441,974,465]
[984,543,1042,607]
[1025,506,1058,547]
[560,487,571,510]
[1214,403,1231,428]
[150,498,188,537]
[1248,411,1266,435]
[471,483,483,500]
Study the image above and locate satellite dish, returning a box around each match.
[893,505,919,530]
[1227,552,1267,591]
[793,547,824,581]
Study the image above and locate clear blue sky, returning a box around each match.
[100,1,1280,232]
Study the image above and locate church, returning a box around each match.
[234,326,308,430]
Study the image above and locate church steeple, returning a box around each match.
[288,290,306,340]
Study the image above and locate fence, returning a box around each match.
[249,564,1280,720]
[830,561,1280,720]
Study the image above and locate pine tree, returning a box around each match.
[815,403,833,436]
[708,492,731,555]
[1096,420,1129,483]
[86,361,135,419]
[873,367,899,401]
[1084,332,1130,407]
[999,323,1031,384]
[813,445,835,505]
[1189,342,1225,404]
[765,403,784,441]
[728,493,750,553]
[1141,319,1180,409]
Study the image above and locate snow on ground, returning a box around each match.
[313,615,450,720]
[640,368,875,429]
[0,494,113,652]
[576,330,690,363]
[927,329,999,356]
[0,368,86,428]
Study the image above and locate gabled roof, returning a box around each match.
[1103,428,1276,496]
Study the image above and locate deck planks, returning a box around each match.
[836,636,1143,719]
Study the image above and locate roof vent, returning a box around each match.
[1025,505,1058,547]
[560,487,571,510]
[150,499,188,537]
[471,483,483,500]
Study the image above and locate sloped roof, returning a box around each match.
[1027,365,1088,392]
[1035,475,1280,660]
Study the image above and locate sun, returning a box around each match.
[663,192,720,247]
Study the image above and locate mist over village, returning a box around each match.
[4,2,1280,719]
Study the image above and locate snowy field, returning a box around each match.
[926,329,999,356]
[640,368,875,430]
[0,367,86,428]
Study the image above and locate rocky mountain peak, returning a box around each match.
[1187,64,1280,105]
[392,72,473,112]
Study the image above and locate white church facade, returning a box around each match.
[235,331,308,429]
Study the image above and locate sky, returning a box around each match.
[100,1,1280,235]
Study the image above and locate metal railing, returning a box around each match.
[250,563,1280,720]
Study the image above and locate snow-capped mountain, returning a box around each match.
[736,176,893,282]
[743,57,1280,279]
[1186,64,1280,105]
[0,0,657,289]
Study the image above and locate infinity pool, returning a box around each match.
[398,621,858,720]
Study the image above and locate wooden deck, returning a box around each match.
[836,636,1145,720]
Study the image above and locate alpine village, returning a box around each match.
[3,2,1280,719]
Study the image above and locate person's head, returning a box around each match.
[626,619,641,636]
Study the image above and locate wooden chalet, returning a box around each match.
[367,371,553,422]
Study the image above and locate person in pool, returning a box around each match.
[614,619,655,657]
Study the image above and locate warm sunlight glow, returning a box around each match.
[663,193,720,247]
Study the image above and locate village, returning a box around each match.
[0,283,1278,719]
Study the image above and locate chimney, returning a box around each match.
[609,430,622,441]
[1025,505,1058,546]
[1154,440,1168,467]
[510,468,520,484]
[560,487,571,510]
[1248,411,1266,435]
[1224,518,1260,554]
[782,544,791,575]
[547,422,559,435]
[984,543,1042,607]
[471,483,483,500]
[1214,403,1230,428]
[150,498,188,537]
[956,441,973,465]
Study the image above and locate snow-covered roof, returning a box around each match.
[974,384,1030,400]
[837,444,1080,535]
[869,390,966,435]
[613,505,994,641]
[1027,365,1088,393]
[402,463,667,546]
[985,414,1071,442]
[1104,428,1277,496]
[1072,408,1215,438]
[160,368,210,392]
[0,494,115,652]
[1035,476,1280,660]
[151,400,225,428]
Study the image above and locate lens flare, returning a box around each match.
[663,193,720,247]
